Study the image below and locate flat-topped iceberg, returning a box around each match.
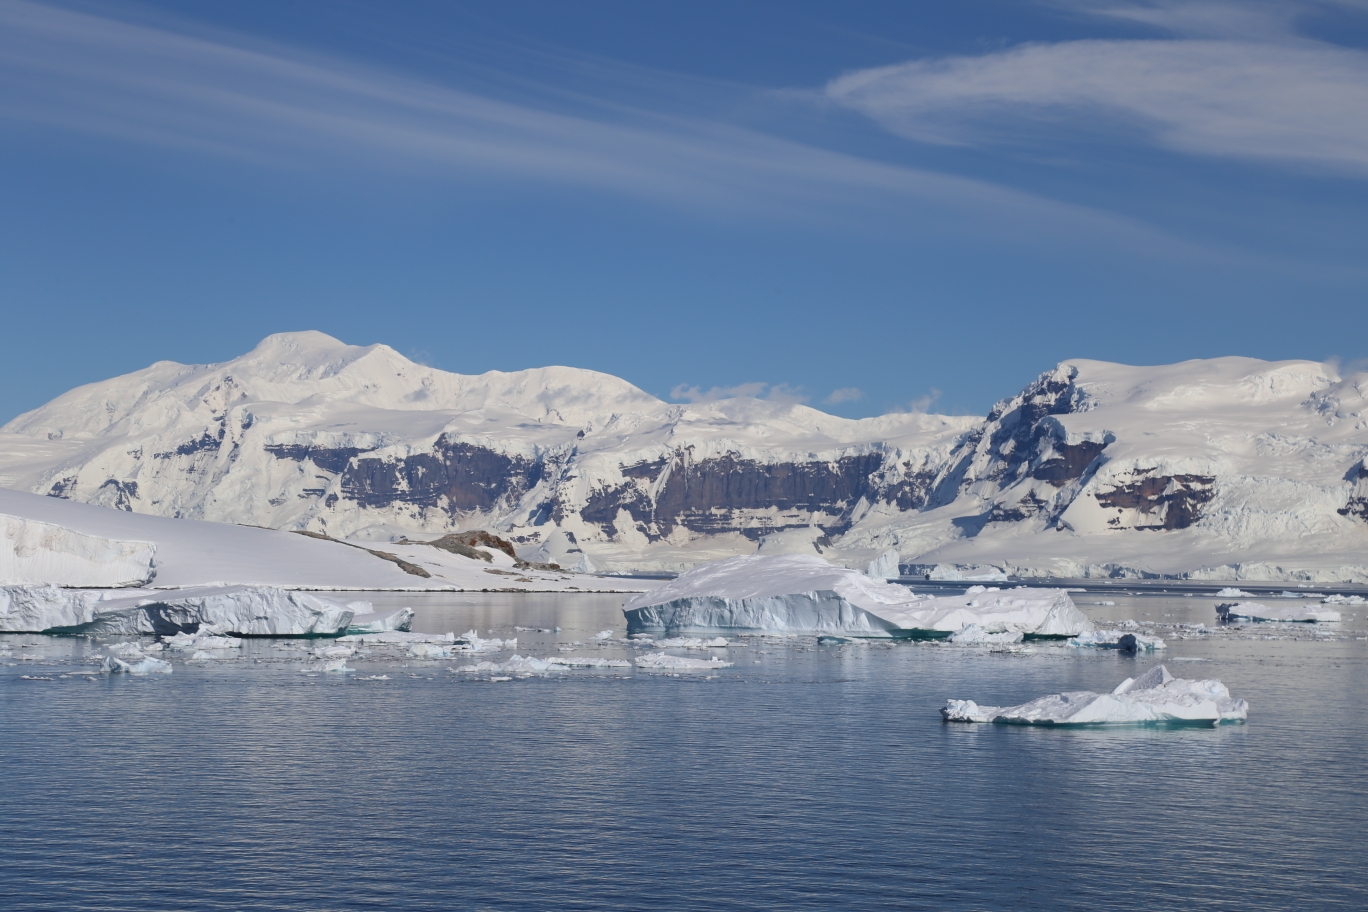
[622,555,1090,638]
[0,583,358,636]
[344,607,414,634]
[1216,601,1342,623]
[942,665,1248,726]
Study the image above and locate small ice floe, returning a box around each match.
[591,630,615,640]
[1093,601,1116,606]
[163,630,243,650]
[1278,591,1326,599]
[408,643,453,659]
[299,657,351,674]
[455,630,516,652]
[942,665,1247,726]
[340,630,454,646]
[947,625,1024,646]
[1322,594,1366,606]
[1215,588,1250,597]
[356,674,390,681]
[101,654,172,675]
[1216,602,1342,623]
[545,656,632,669]
[454,655,559,675]
[653,637,730,648]
[634,652,732,671]
[314,645,355,659]
[1070,630,1166,651]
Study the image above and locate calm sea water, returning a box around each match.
[2,589,1365,911]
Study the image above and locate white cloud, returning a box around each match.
[669,382,808,405]
[908,389,943,413]
[826,4,1368,175]
[824,387,865,404]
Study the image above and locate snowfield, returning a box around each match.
[0,488,653,592]
[1,331,1366,581]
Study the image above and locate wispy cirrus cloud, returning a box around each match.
[0,0,1230,257]
[826,1,1368,175]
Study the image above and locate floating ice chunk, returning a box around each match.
[545,656,633,668]
[408,643,453,659]
[652,636,731,648]
[1322,594,1366,605]
[866,549,900,581]
[163,631,243,650]
[1071,630,1166,651]
[455,630,516,652]
[591,630,615,640]
[947,625,1024,646]
[634,652,732,670]
[1278,591,1326,599]
[942,665,1247,726]
[101,654,172,675]
[314,645,355,658]
[454,654,559,674]
[623,554,1089,638]
[345,607,414,634]
[1215,588,1250,597]
[1216,601,1342,623]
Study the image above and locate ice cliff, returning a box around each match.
[1,513,154,587]
[0,584,358,636]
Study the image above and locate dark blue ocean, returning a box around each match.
[3,591,1365,911]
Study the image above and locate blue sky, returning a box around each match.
[3,0,1367,422]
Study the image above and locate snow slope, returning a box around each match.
[0,488,649,591]
[2,333,1365,580]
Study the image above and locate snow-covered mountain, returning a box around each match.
[0,332,974,572]
[3,332,1366,580]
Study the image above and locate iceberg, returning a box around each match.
[1216,601,1342,623]
[622,555,1090,638]
[1322,594,1366,605]
[634,652,732,670]
[1070,630,1166,651]
[344,607,415,634]
[0,583,357,636]
[163,631,243,650]
[942,665,1248,726]
[866,549,900,581]
[101,653,173,675]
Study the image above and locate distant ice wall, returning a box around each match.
[0,513,154,587]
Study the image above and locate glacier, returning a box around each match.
[0,583,357,636]
[621,554,1091,638]
[942,665,1248,726]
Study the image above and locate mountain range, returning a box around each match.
[2,331,1365,581]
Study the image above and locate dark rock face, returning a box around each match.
[578,450,933,542]
[928,365,1100,507]
[96,479,139,512]
[1339,461,1368,522]
[1094,473,1216,530]
[1031,441,1108,487]
[266,443,371,475]
[339,437,548,513]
